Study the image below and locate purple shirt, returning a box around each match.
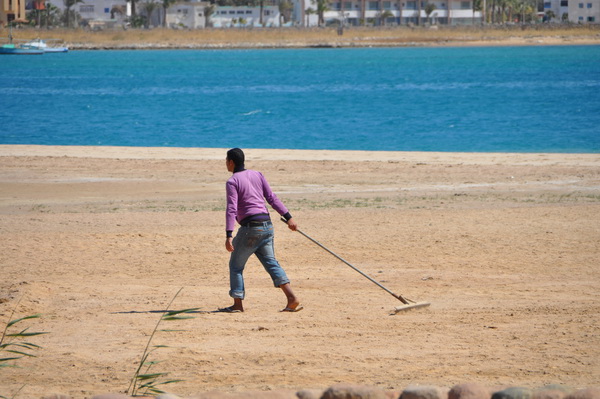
[226,169,289,233]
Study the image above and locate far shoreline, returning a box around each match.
[2,25,599,50]
[56,36,600,51]
[1,144,599,166]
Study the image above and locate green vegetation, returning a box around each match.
[1,297,48,399]
[127,288,199,397]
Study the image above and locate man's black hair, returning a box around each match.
[227,148,245,171]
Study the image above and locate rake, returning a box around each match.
[281,218,430,313]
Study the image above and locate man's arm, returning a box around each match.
[225,180,238,251]
[260,172,295,226]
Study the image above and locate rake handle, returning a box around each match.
[280,218,412,305]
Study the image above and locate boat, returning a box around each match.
[0,43,44,55]
[0,25,44,55]
[22,38,69,53]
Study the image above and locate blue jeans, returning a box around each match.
[229,221,290,299]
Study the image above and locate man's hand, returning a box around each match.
[225,237,234,252]
[286,217,298,231]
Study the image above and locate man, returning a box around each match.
[221,148,302,313]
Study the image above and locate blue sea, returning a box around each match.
[1,46,599,153]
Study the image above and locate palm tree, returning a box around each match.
[130,0,140,17]
[305,6,316,25]
[204,4,215,27]
[314,0,329,25]
[397,0,403,25]
[63,0,83,28]
[379,9,394,25]
[472,0,482,24]
[46,2,61,28]
[162,0,177,27]
[279,0,293,25]
[424,1,435,23]
[505,0,519,22]
[300,0,307,26]
[142,0,159,27]
[249,0,266,26]
[498,0,508,22]
[360,0,366,24]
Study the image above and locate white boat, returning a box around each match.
[22,38,69,53]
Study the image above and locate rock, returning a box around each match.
[297,389,325,399]
[156,394,183,399]
[189,390,297,399]
[186,392,233,399]
[533,390,567,399]
[321,383,388,399]
[400,385,448,399]
[385,390,402,399]
[565,388,600,399]
[533,385,573,399]
[449,383,492,399]
[492,387,533,399]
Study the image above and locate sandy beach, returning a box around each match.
[1,145,599,398]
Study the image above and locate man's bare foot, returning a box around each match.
[217,298,243,313]
[279,283,301,311]
[281,301,304,312]
[286,299,301,311]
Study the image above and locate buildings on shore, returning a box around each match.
[2,0,598,27]
[162,0,483,28]
[0,0,486,28]
[543,0,598,22]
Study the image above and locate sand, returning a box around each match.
[1,145,599,398]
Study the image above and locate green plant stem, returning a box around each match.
[127,287,184,396]
[0,293,23,349]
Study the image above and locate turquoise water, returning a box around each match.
[1,46,599,152]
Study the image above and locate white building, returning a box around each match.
[301,0,482,26]
[211,5,282,27]
[44,0,283,28]
[43,0,480,28]
[543,0,569,21]
[542,0,599,22]
[166,1,208,28]
[166,1,283,28]
[568,0,599,22]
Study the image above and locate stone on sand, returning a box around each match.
[321,383,388,399]
[449,383,492,399]
[400,385,449,399]
[492,387,533,399]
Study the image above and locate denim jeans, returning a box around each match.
[229,221,290,299]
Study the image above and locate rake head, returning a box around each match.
[392,301,431,314]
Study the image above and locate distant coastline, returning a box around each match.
[2,25,599,50]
